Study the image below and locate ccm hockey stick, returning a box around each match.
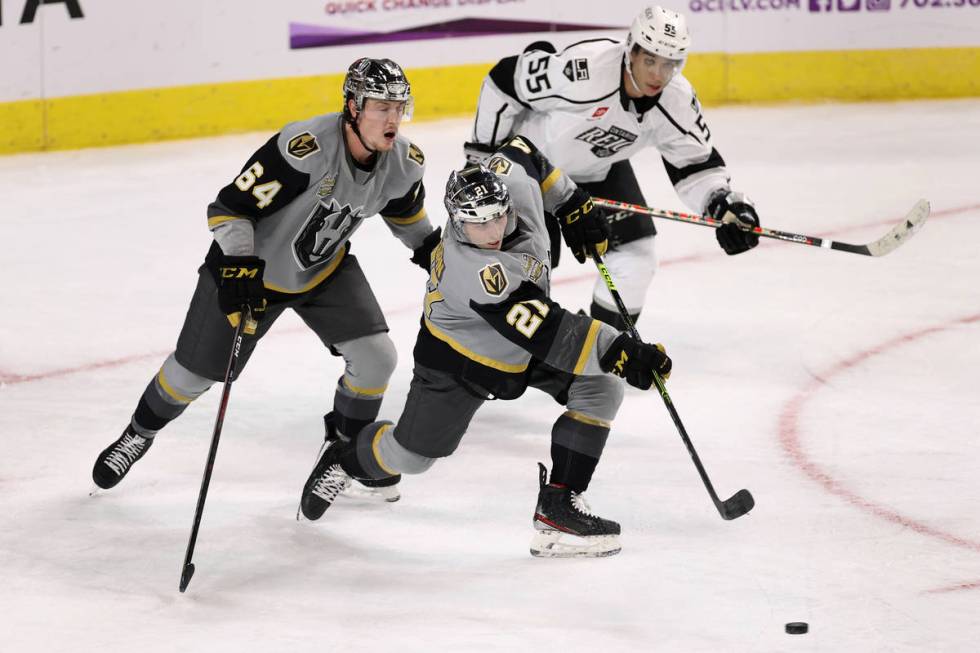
[589,244,754,521]
[179,309,251,593]
[594,198,931,257]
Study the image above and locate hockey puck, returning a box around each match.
[785,622,808,635]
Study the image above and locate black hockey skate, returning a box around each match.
[530,463,621,558]
[299,440,352,521]
[323,411,400,503]
[92,426,154,489]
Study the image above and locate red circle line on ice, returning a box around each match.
[778,311,980,554]
[1,201,977,388]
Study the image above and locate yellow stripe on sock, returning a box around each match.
[371,423,399,476]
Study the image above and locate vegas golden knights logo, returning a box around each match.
[287,132,320,159]
[479,262,508,297]
[486,155,512,177]
[407,143,425,166]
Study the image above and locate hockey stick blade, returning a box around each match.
[179,563,195,593]
[861,198,930,257]
[719,489,755,520]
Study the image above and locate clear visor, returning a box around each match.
[361,96,414,122]
[454,202,510,225]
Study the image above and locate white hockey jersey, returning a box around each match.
[470,38,731,213]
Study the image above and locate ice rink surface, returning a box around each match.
[2,99,979,652]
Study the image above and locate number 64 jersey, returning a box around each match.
[415,138,623,399]
[471,38,730,213]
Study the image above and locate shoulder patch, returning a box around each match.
[486,155,513,177]
[562,58,590,82]
[506,135,533,155]
[287,132,320,160]
[479,262,509,297]
[407,143,425,166]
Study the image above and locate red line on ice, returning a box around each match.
[778,313,980,553]
[2,202,977,387]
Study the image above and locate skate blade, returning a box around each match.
[529,529,621,558]
[89,485,104,497]
[340,483,401,503]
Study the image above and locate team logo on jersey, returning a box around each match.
[478,262,508,297]
[575,126,638,158]
[316,175,337,197]
[590,107,609,120]
[521,254,546,283]
[407,143,425,166]
[562,58,590,82]
[486,156,513,177]
[293,199,364,270]
[287,132,320,160]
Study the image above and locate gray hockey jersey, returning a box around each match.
[471,38,731,213]
[416,136,622,397]
[206,112,433,294]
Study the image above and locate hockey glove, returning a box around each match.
[463,141,495,166]
[410,227,442,272]
[555,188,610,264]
[599,333,672,390]
[707,189,760,256]
[205,249,267,316]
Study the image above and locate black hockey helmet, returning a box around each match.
[444,164,515,244]
[342,58,413,119]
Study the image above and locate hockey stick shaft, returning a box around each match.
[590,245,753,520]
[179,309,249,593]
[594,197,930,257]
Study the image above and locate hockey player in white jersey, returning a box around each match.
[465,6,761,329]
[91,58,441,501]
[298,136,674,557]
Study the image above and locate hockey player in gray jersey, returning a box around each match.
[92,58,441,501]
[465,6,762,330]
[298,136,673,558]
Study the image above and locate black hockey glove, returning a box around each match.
[205,249,267,316]
[599,333,672,390]
[410,227,442,272]
[555,188,610,264]
[707,189,760,256]
[463,141,495,166]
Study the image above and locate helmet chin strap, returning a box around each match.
[623,49,644,96]
[346,106,377,155]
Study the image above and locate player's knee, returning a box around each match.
[568,374,624,423]
[159,354,214,403]
[336,332,398,383]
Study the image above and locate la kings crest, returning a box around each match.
[293,199,364,270]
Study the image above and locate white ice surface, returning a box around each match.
[1,99,979,652]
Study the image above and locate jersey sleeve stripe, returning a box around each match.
[662,148,727,186]
[540,168,562,194]
[424,318,530,373]
[207,215,247,228]
[384,208,427,226]
[572,319,603,375]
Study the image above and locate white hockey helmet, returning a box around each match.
[625,6,691,62]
